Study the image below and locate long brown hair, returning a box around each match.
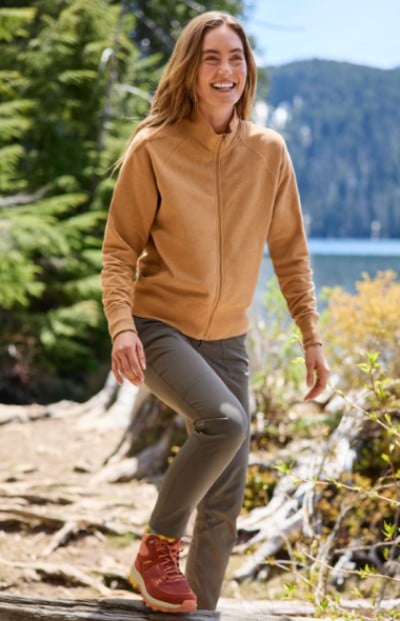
[130,11,257,138]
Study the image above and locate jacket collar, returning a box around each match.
[181,107,241,151]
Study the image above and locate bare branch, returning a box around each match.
[0,184,52,208]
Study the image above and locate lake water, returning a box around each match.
[256,238,400,303]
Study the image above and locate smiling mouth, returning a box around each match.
[211,82,236,91]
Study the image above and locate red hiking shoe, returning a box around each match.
[129,533,197,613]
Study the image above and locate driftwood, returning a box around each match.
[0,592,336,620]
[0,482,76,506]
[234,392,371,584]
[91,385,184,483]
[0,372,120,426]
[0,502,140,540]
[0,401,58,425]
[1,592,399,620]
[0,495,144,564]
[233,393,398,610]
[0,559,112,596]
[77,375,140,432]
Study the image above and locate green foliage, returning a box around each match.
[266,60,400,238]
[0,0,158,402]
[0,0,249,403]
[245,273,400,608]
[244,464,278,512]
[249,276,304,415]
[322,270,400,386]
[0,7,36,41]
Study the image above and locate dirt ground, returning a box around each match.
[0,410,266,603]
[1,406,399,621]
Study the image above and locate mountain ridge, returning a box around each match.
[261,59,400,238]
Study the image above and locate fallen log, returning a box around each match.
[4,592,399,620]
[234,400,367,583]
[0,372,119,427]
[0,592,398,621]
[0,592,336,620]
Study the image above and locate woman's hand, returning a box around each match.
[111,330,146,386]
[303,344,330,401]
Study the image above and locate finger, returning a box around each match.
[304,370,329,401]
[113,350,139,385]
[306,365,314,387]
[113,364,142,387]
[120,350,145,385]
[111,360,124,385]
[119,360,143,385]
[137,341,146,371]
[126,349,145,382]
[304,382,321,401]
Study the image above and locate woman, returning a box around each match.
[101,10,329,614]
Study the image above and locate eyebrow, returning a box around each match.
[202,48,244,54]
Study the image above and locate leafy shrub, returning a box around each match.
[322,270,400,387]
[248,276,305,417]
[244,272,400,608]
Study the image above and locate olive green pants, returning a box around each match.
[134,317,250,610]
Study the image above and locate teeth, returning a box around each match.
[213,82,234,88]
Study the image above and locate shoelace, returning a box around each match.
[153,539,183,582]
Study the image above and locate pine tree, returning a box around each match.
[0,1,157,402]
[131,0,248,63]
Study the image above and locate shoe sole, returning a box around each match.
[129,567,197,613]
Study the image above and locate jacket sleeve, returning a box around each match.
[267,139,322,347]
[101,137,159,341]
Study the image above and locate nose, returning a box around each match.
[217,57,231,75]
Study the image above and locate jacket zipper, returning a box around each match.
[204,133,226,338]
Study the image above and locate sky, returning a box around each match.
[244,0,400,69]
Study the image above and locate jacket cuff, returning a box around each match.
[109,315,137,342]
[299,321,323,348]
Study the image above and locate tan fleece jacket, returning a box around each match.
[101,109,321,346]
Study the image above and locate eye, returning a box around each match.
[231,54,244,63]
[204,55,219,63]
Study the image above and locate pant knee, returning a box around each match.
[220,401,249,444]
[194,403,248,447]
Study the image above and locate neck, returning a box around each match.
[198,104,234,134]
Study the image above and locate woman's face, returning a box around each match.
[195,24,247,117]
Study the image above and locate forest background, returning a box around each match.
[0,2,400,617]
[1,0,399,403]
[1,0,254,404]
